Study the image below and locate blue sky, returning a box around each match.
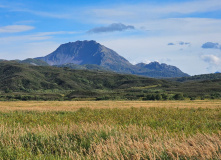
[1,0,221,75]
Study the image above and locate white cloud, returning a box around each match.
[0,2,71,19]
[0,31,77,43]
[87,0,221,24]
[35,31,77,37]
[137,18,221,37]
[2,0,221,22]
[5,0,220,23]
[201,55,221,65]
[142,59,151,64]
[19,9,71,19]
[200,54,221,73]
[95,29,221,75]
[0,31,78,60]
[0,25,34,33]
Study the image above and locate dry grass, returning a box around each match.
[0,100,221,159]
[0,100,221,112]
[0,123,221,159]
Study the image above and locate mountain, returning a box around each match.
[36,40,133,73]
[36,40,189,78]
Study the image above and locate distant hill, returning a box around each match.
[0,61,220,100]
[36,40,189,78]
[170,73,221,82]
[0,61,164,92]
[134,62,189,78]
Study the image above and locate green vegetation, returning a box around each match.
[0,107,221,159]
[170,72,221,82]
[1,107,220,134]
[0,61,221,101]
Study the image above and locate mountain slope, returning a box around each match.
[36,40,133,73]
[36,40,189,78]
[56,63,112,72]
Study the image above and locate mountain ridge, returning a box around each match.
[35,40,189,78]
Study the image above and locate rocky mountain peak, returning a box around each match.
[35,40,189,78]
[35,40,132,71]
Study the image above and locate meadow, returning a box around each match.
[0,100,221,159]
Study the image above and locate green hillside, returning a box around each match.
[0,61,166,100]
[0,61,220,101]
[170,73,221,82]
[0,61,164,91]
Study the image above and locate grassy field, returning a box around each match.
[0,101,221,159]
[0,100,221,112]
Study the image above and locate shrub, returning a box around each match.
[173,93,184,100]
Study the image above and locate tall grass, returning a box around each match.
[1,107,220,134]
[0,107,221,159]
[1,124,221,159]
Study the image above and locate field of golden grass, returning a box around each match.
[1,123,220,159]
[0,100,221,112]
[0,100,221,159]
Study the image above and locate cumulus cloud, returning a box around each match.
[87,23,135,34]
[201,55,221,65]
[0,25,34,33]
[201,54,221,72]
[202,42,221,49]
